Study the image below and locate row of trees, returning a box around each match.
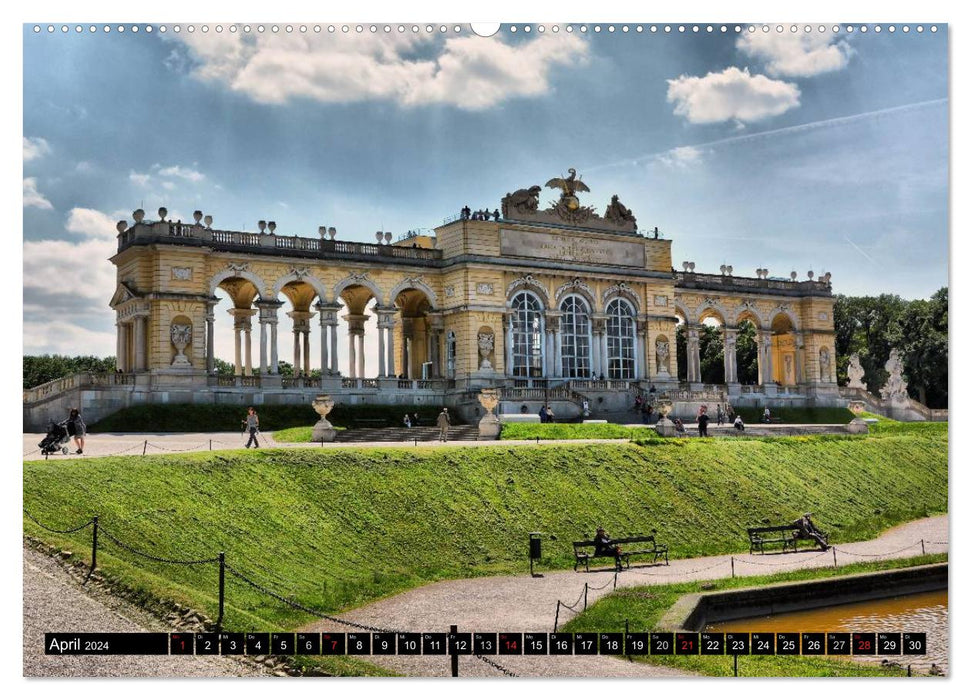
[834,288,947,408]
[23,288,948,407]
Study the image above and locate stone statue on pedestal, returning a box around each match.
[311,395,337,442]
[880,349,909,403]
[478,332,495,370]
[846,353,866,390]
[477,389,501,440]
[170,323,192,367]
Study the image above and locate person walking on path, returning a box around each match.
[698,410,710,438]
[65,407,86,455]
[436,408,451,442]
[242,407,260,448]
[716,404,724,426]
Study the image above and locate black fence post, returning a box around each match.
[449,624,459,678]
[86,516,99,582]
[734,654,739,677]
[142,440,148,456]
[731,556,735,578]
[584,583,589,611]
[921,539,926,555]
[216,552,225,632]
[553,601,560,632]
[832,547,838,569]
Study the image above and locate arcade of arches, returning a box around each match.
[102,176,839,426]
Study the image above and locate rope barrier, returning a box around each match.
[474,653,519,677]
[623,558,729,577]
[98,527,221,565]
[732,549,831,567]
[23,509,94,534]
[223,562,399,634]
[831,543,922,558]
[145,442,211,453]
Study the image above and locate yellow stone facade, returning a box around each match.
[108,197,837,401]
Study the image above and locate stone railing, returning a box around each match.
[667,387,727,402]
[118,221,443,264]
[23,372,135,404]
[675,271,831,295]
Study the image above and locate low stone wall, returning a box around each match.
[659,563,947,631]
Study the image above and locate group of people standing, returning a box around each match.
[538,405,556,423]
[460,205,500,221]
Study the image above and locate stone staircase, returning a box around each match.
[334,425,480,443]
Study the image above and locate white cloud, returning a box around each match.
[657,146,704,168]
[173,32,587,110]
[23,319,117,357]
[23,177,53,209]
[737,33,852,78]
[129,170,151,186]
[667,67,800,125]
[161,181,176,191]
[23,136,51,162]
[157,165,205,182]
[75,161,94,174]
[65,207,122,241]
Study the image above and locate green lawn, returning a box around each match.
[273,426,345,442]
[733,406,855,424]
[499,423,658,440]
[88,403,457,432]
[562,554,946,676]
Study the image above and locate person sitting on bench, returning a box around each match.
[594,527,623,569]
[734,415,745,432]
[792,512,828,550]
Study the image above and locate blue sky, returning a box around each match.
[23,23,948,360]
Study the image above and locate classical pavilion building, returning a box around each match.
[25,170,848,430]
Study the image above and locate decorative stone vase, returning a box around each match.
[204,214,213,228]
[477,332,495,371]
[654,398,677,437]
[477,389,501,440]
[170,323,192,367]
[846,399,869,434]
[311,395,337,442]
[193,210,203,224]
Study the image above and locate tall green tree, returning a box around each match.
[23,355,116,389]
[699,323,725,385]
[675,324,686,381]
[736,320,759,385]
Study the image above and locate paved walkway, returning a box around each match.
[23,424,854,458]
[301,516,947,677]
[23,544,265,677]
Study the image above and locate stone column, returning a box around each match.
[632,328,641,381]
[357,333,365,378]
[640,318,651,380]
[206,302,216,374]
[115,321,125,372]
[315,302,330,375]
[256,305,270,375]
[348,333,357,378]
[133,314,147,371]
[554,329,563,379]
[243,324,253,376]
[303,330,311,376]
[376,316,386,377]
[723,327,738,384]
[386,322,396,378]
[686,325,702,383]
[232,316,242,375]
[329,323,339,374]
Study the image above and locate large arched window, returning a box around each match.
[511,291,544,377]
[606,298,636,379]
[559,295,591,378]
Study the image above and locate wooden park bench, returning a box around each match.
[747,526,797,554]
[573,535,669,572]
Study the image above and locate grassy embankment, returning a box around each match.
[24,428,945,631]
[563,553,947,677]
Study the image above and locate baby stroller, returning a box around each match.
[39,421,70,455]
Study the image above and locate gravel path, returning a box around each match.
[301,516,947,677]
[23,545,266,678]
[24,424,856,458]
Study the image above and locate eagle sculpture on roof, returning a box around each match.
[545,168,590,199]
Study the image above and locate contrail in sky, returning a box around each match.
[583,97,947,174]
[844,235,877,265]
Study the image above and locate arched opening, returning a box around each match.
[511,290,544,378]
[279,280,320,378]
[605,298,636,379]
[393,288,436,379]
[214,277,260,376]
[559,294,592,378]
[736,318,760,385]
[336,285,378,378]
[770,313,798,386]
[698,311,725,385]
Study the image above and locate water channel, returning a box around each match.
[706,589,947,674]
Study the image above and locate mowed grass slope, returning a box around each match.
[23,433,946,633]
